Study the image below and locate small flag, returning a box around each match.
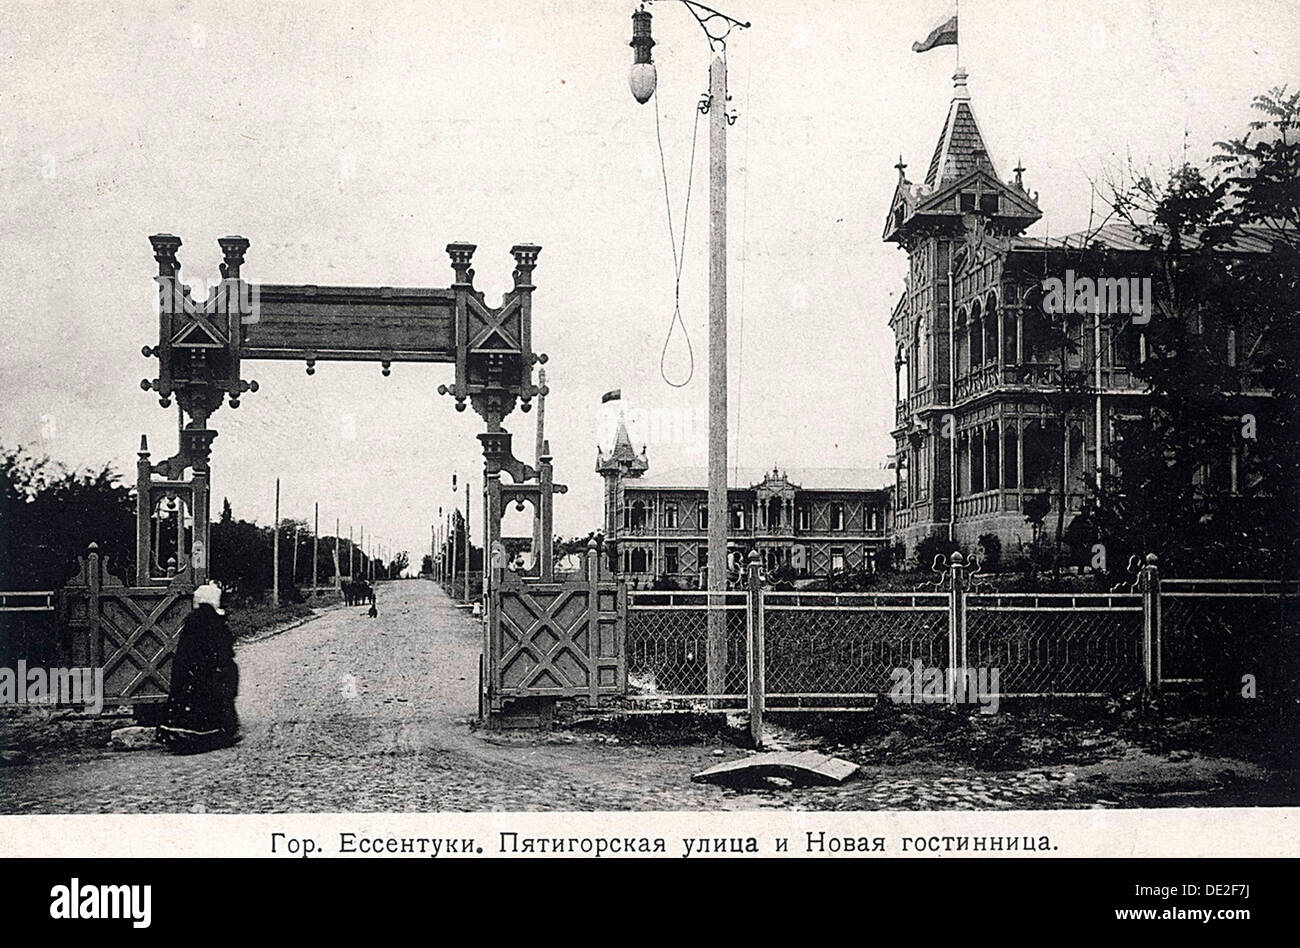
[913,13,958,53]
[601,389,622,403]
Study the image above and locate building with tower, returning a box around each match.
[596,416,892,587]
[883,67,1278,564]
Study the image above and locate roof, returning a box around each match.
[626,466,895,492]
[925,70,997,186]
[1012,220,1282,255]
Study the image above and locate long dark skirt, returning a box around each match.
[160,604,240,753]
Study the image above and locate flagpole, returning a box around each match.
[955,0,961,70]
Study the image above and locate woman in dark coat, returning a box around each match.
[158,583,240,753]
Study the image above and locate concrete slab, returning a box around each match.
[691,750,859,788]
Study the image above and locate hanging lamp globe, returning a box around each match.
[629,62,658,104]
[628,6,656,104]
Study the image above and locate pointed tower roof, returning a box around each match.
[882,68,1041,245]
[924,69,997,185]
[596,412,649,476]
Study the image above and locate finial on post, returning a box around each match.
[446,242,477,286]
[952,67,969,101]
[218,235,249,279]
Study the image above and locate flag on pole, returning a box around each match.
[601,389,622,403]
[913,13,958,53]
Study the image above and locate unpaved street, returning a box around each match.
[0,581,740,812]
[0,581,1280,813]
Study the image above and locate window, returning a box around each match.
[830,503,845,530]
[980,192,1000,215]
[663,503,679,529]
[796,506,810,531]
[866,507,879,532]
[959,192,976,213]
[731,504,746,530]
[831,547,846,572]
[664,546,679,575]
[697,546,708,571]
[630,548,650,573]
[698,503,708,530]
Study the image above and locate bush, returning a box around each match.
[977,533,1002,572]
[913,535,960,572]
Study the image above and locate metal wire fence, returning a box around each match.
[625,591,748,700]
[763,592,949,700]
[1160,580,1298,692]
[965,593,1143,695]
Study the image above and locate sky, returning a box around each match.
[1,0,1296,563]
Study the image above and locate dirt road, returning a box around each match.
[1,580,1281,813]
[0,581,735,812]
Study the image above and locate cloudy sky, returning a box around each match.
[1,0,1295,560]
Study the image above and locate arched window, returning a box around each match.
[955,308,969,376]
[1003,425,1019,488]
[984,292,1000,365]
[914,318,927,388]
[969,300,984,367]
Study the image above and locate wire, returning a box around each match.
[733,48,750,483]
[652,83,699,388]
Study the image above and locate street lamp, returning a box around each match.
[626,0,748,699]
[628,7,657,104]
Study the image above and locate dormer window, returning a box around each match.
[980,193,999,215]
[960,192,976,213]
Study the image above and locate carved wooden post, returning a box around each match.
[539,441,556,583]
[587,537,601,706]
[87,543,102,671]
[135,436,152,586]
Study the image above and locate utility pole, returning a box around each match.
[626,3,749,698]
[292,523,300,589]
[272,477,280,605]
[312,502,319,595]
[335,517,341,590]
[464,479,471,604]
[348,524,354,581]
[705,51,729,697]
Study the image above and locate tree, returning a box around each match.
[1090,86,1300,575]
[0,445,135,589]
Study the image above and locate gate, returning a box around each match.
[56,545,192,707]
[487,544,624,714]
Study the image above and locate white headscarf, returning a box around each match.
[193,582,225,615]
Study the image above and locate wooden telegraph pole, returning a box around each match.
[334,517,341,590]
[292,523,300,588]
[272,477,280,605]
[705,52,729,697]
[312,502,319,595]
[628,4,750,699]
[464,479,471,604]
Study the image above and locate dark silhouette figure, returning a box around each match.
[158,584,240,754]
[368,602,378,619]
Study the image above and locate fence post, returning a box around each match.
[746,550,764,749]
[587,538,601,706]
[1139,552,1161,696]
[947,551,967,707]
